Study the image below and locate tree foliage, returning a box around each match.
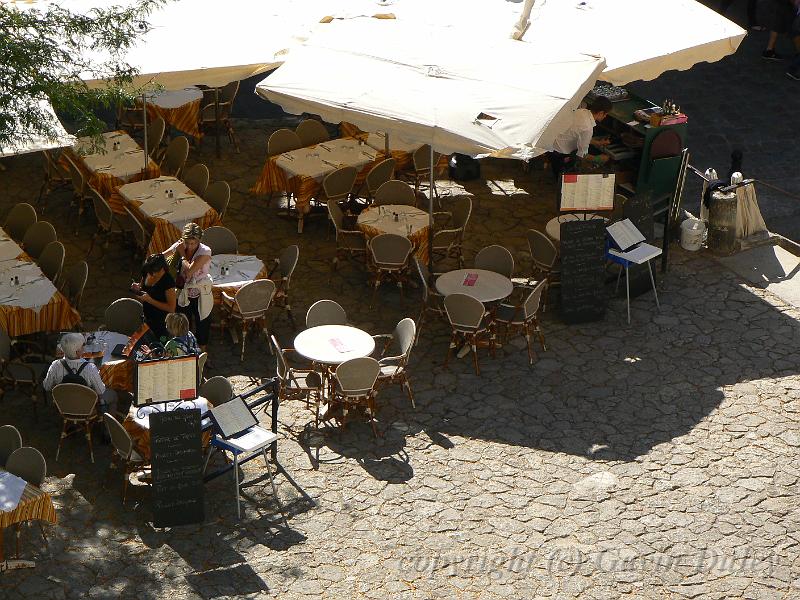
[0,0,165,152]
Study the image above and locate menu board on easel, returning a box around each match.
[560,219,607,324]
[561,173,615,211]
[134,355,198,406]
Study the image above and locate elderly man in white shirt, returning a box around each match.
[550,96,613,178]
[42,332,118,415]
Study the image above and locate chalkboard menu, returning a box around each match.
[622,195,656,298]
[560,219,607,324]
[150,409,204,528]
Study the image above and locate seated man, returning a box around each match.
[43,332,118,415]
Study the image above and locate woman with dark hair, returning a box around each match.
[131,253,177,342]
[164,222,213,352]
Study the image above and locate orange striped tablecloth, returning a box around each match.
[119,177,222,254]
[357,205,430,263]
[122,399,213,462]
[100,359,134,392]
[251,138,380,215]
[63,131,160,214]
[0,252,80,337]
[139,88,203,139]
[0,468,57,561]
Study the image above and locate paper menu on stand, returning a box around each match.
[135,355,198,405]
[606,218,646,251]
[560,173,615,211]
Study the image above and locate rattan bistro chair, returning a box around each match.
[160,136,190,178]
[320,166,358,235]
[124,207,152,274]
[146,116,166,160]
[5,446,48,558]
[205,181,231,221]
[305,299,347,329]
[87,186,124,261]
[38,150,71,210]
[412,256,446,345]
[443,293,495,376]
[103,413,147,504]
[64,154,89,232]
[496,279,547,365]
[357,157,395,206]
[220,279,276,361]
[199,100,240,153]
[403,144,440,200]
[102,298,144,336]
[0,424,22,467]
[61,261,89,316]
[431,196,472,270]
[372,317,416,407]
[332,357,381,437]
[271,335,322,424]
[52,383,101,463]
[4,203,37,242]
[199,376,234,406]
[328,199,367,274]
[270,245,299,328]
[526,229,560,312]
[267,129,302,157]
[37,240,65,285]
[203,225,238,255]
[367,233,413,306]
[181,163,210,196]
[0,329,49,418]
[373,180,416,207]
[296,119,330,147]
[474,245,514,279]
[21,220,57,260]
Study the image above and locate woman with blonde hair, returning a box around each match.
[164,312,200,357]
[163,222,213,352]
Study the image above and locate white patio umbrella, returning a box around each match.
[518,0,746,85]
[256,18,606,159]
[256,18,606,269]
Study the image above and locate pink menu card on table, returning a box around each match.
[329,338,352,353]
[462,273,479,287]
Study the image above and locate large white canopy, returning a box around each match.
[519,0,747,85]
[0,99,74,158]
[10,0,743,89]
[256,19,606,158]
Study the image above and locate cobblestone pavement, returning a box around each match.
[1,10,800,596]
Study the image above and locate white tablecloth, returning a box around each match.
[0,230,23,262]
[210,255,265,287]
[145,87,203,110]
[276,139,378,181]
[294,325,375,365]
[0,471,27,512]
[73,131,147,181]
[120,176,212,231]
[0,259,57,309]
[358,205,428,237]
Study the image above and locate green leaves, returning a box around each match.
[0,0,166,152]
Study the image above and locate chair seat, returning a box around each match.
[378,364,403,378]
[495,304,525,325]
[6,361,48,382]
[286,371,321,391]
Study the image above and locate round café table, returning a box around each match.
[294,325,375,365]
[139,86,204,139]
[545,213,605,242]
[357,204,430,263]
[435,269,513,303]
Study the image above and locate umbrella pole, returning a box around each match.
[142,94,148,171]
[427,144,434,274]
[384,131,389,157]
[215,87,221,158]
